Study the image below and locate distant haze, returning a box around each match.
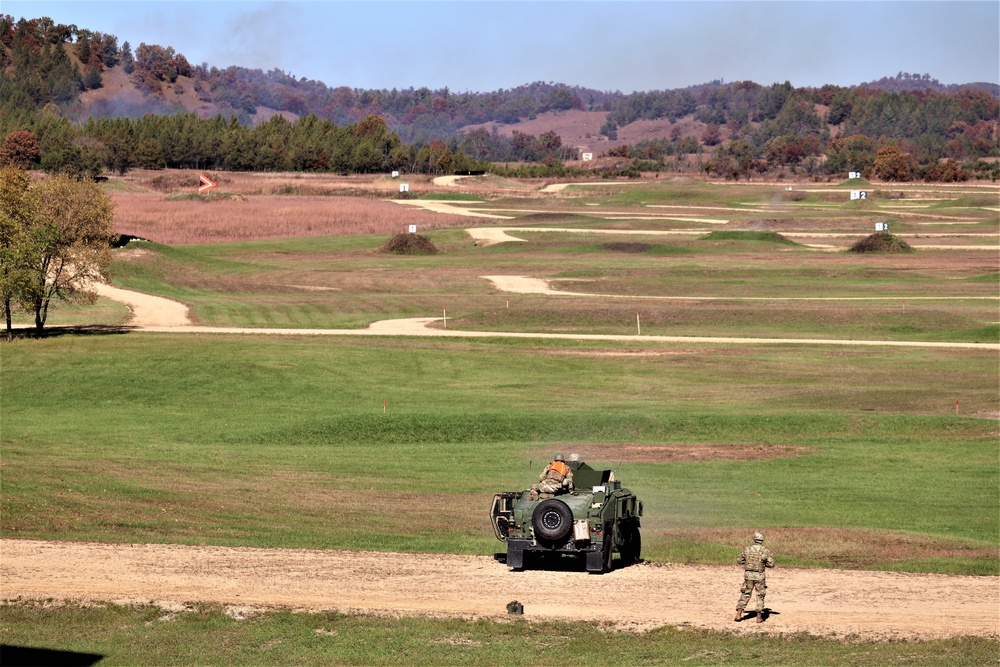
[7,1,999,91]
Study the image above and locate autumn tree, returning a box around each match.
[0,167,35,338]
[873,145,916,181]
[10,174,115,333]
[0,130,42,168]
[701,123,722,146]
[823,134,876,175]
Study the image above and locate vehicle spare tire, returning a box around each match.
[532,499,573,542]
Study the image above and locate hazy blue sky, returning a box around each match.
[7,1,999,92]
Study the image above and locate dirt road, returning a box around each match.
[2,540,995,641]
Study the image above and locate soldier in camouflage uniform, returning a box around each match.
[734,530,775,623]
[528,453,574,500]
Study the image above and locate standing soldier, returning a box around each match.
[734,530,774,623]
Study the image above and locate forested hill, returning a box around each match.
[2,15,997,142]
[1,15,998,181]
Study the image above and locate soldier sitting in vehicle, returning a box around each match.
[528,453,574,500]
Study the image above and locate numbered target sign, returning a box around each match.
[408,225,417,233]
[850,190,867,201]
[399,183,409,192]
[849,171,860,179]
[875,222,889,232]
[391,170,400,178]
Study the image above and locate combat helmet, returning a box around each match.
[554,453,565,462]
[753,530,765,543]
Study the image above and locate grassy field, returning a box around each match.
[3,334,996,572]
[2,602,996,666]
[2,174,998,661]
[90,227,999,341]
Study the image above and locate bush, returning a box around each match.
[849,233,913,253]
[379,233,438,255]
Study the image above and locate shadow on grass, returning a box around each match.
[5,325,137,340]
[0,644,104,666]
[494,551,644,573]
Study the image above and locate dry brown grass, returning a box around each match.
[111,192,472,244]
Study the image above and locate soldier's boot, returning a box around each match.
[734,609,743,622]
[756,610,765,623]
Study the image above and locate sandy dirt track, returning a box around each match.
[2,540,996,641]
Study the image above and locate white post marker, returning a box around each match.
[442,307,447,329]
[636,312,641,336]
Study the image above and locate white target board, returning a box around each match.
[399,183,409,192]
[408,225,417,233]
[850,190,867,200]
[849,171,860,179]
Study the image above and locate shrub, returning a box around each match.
[849,233,913,253]
[379,233,438,255]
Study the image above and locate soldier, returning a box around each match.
[734,530,775,623]
[528,453,574,500]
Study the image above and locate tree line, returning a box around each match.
[1,111,589,177]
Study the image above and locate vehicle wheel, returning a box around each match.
[531,499,572,542]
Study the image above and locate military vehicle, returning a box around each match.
[489,458,642,573]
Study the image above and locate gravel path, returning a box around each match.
[2,539,996,641]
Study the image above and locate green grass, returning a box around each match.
[419,192,484,201]
[96,235,1000,340]
[3,178,998,661]
[3,334,996,573]
[1,603,995,666]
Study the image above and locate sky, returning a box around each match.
[6,1,999,93]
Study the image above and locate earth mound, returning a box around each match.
[380,233,438,255]
[700,231,797,245]
[517,213,591,223]
[849,233,913,253]
[603,242,652,253]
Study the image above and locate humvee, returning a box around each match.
[489,459,642,573]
